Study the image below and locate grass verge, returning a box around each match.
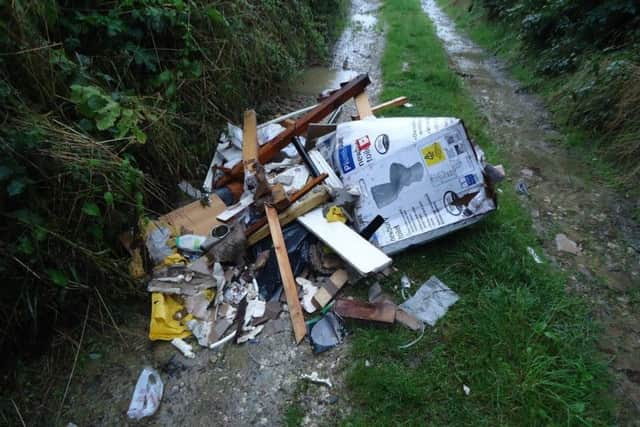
[342,0,612,425]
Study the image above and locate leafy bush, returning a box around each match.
[0,0,347,358]
[472,0,640,180]
[477,0,639,74]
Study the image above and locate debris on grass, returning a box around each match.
[118,75,503,417]
[399,276,459,326]
[527,246,543,264]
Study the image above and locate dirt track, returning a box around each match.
[422,0,640,419]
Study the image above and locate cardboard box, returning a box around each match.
[333,117,496,254]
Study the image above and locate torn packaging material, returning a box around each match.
[333,117,497,255]
[309,312,345,354]
[127,367,164,420]
[399,276,459,326]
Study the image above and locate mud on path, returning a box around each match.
[422,0,640,420]
[57,2,384,427]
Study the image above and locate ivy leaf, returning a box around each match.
[95,102,121,130]
[131,126,147,144]
[33,227,47,242]
[82,202,101,217]
[46,269,68,288]
[86,94,108,112]
[157,70,173,84]
[7,178,26,196]
[17,236,34,255]
[103,191,114,207]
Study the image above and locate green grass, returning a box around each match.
[284,404,305,427]
[341,0,612,425]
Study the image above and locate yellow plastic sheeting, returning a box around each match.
[162,253,186,267]
[325,206,348,223]
[149,293,193,341]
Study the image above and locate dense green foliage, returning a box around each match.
[343,0,611,424]
[462,0,640,181]
[478,0,638,73]
[0,0,347,358]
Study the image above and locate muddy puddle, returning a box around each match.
[51,2,385,427]
[422,0,640,419]
[291,0,383,109]
[290,67,359,96]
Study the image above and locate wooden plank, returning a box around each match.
[352,96,409,120]
[313,269,348,309]
[247,189,330,245]
[334,299,396,323]
[297,208,392,275]
[265,206,307,344]
[354,92,374,119]
[244,173,329,239]
[215,74,370,187]
[159,194,227,236]
[242,110,258,174]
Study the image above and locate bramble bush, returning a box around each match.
[473,0,640,178]
[0,0,347,359]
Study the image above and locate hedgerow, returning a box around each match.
[0,0,347,358]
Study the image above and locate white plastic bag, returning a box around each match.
[127,367,164,420]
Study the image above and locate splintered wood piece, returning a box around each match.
[313,269,348,309]
[354,92,374,119]
[242,110,258,173]
[352,96,409,120]
[265,206,307,343]
[270,183,290,211]
[247,189,330,245]
[216,74,370,187]
[244,173,329,241]
[334,299,396,323]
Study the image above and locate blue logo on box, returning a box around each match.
[339,145,356,174]
[465,174,477,186]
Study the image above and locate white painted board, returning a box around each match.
[297,208,392,275]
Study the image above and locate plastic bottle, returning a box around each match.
[175,234,206,252]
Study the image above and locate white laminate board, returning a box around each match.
[297,208,391,275]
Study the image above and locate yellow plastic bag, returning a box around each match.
[148,293,193,341]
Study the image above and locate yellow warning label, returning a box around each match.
[421,142,446,166]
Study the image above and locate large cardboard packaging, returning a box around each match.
[333,117,496,254]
